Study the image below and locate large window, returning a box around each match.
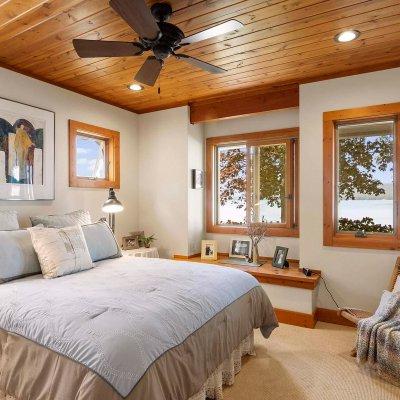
[206,128,299,237]
[323,103,400,249]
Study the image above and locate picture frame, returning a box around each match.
[130,230,144,246]
[0,97,55,200]
[201,240,218,260]
[229,239,251,259]
[272,246,289,268]
[191,169,204,189]
[122,235,140,250]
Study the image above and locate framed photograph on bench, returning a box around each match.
[272,246,289,268]
[229,239,251,260]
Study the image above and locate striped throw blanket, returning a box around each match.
[357,290,400,386]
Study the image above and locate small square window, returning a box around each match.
[69,120,120,189]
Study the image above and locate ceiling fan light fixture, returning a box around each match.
[334,30,360,43]
[128,83,144,91]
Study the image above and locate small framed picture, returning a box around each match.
[201,240,218,260]
[122,235,139,250]
[272,246,289,268]
[191,169,204,189]
[229,239,251,259]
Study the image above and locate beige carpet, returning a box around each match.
[223,322,400,400]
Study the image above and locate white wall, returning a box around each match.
[0,67,138,241]
[138,106,204,258]
[300,67,400,312]
[188,123,204,255]
[203,107,300,259]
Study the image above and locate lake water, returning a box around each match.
[219,199,393,225]
[338,199,393,225]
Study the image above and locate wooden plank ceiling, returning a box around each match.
[0,0,400,114]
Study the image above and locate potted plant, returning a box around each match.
[139,234,156,248]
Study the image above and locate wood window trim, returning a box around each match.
[69,120,120,189]
[206,128,299,238]
[323,102,400,250]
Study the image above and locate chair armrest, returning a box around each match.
[338,308,373,324]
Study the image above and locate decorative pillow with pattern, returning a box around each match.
[28,225,94,279]
[0,210,19,231]
[30,210,91,228]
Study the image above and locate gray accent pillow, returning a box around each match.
[30,210,91,228]
[0,210,19,231]
[0,230,41,283]
[82,221,122,262]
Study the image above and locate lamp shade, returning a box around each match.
[102,188,123,213]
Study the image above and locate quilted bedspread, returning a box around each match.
[0,256,277,398]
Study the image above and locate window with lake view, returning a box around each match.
[336,120,395,234]
[207,129,298,237]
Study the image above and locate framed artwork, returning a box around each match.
[0,97,55,200]
[191,169,204,189]
[201,240,218,260]
[229,239,251,259]
[272,246,289,268]
[122,234,139,250]
[69,120,120,189]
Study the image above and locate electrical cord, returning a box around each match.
[319,275,341,309]
[306,270,341,309]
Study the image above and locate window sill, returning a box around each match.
[324,233,399,250]
[206,224,299,238]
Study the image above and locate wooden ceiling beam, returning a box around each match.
[189,86,299,123]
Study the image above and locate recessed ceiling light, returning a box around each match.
[128,83,143,91]
[334,30,360,43]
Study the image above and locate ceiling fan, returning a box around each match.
[72,0,243,87]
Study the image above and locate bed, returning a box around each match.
[0,255,278,400]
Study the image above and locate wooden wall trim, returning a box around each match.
[173,253,201,260]
[315,308,356,327]
[189,86,299,123]
[275,308,357,329]
[274,308,317,329]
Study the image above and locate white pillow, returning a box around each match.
[28,225,94,279]
[30,210,91,228]
[0,211,19,231]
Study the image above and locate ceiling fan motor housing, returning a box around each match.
[152,22,184,60]
[150,3,173,22]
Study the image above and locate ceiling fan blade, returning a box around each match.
[177,54,226,74]
[135,56,163,86]
[73,39,143,58]
[181,20,244,45]
[109,0,160,40]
